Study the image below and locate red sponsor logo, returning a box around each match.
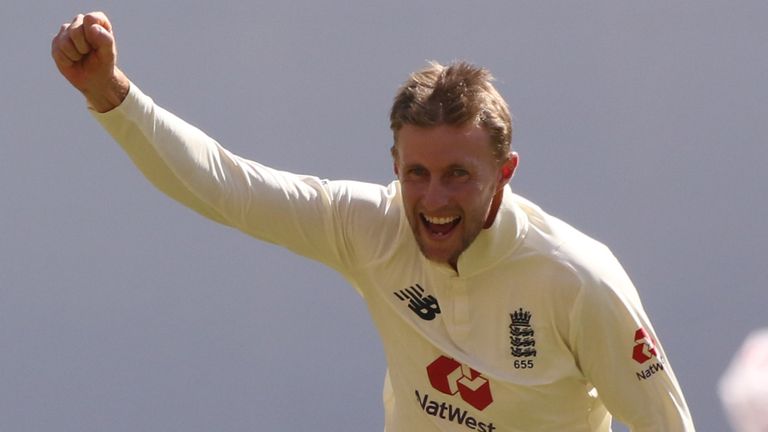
[426,356,493,411]
[632,328,658,364]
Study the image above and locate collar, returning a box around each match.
[427,186,529,278]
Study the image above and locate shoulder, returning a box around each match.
[511,193,636,300]
[324,178,400,211]
[325,179,413,267]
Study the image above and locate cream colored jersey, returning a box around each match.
[92,84,695,431]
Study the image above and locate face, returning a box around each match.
[393,124,517,268]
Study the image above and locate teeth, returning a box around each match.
[424,215,459,225]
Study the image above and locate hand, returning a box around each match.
[51,12,129,112]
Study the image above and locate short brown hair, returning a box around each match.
[389,61,512,162]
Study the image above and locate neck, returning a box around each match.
[482,188,505,229]
[449,188,503,273]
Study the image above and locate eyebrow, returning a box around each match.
[401,162,475,172]
[446,163,471,170]
[402,162,427,170]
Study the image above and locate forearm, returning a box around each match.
[92,82,229,224]
[91,83,356,269]
[55,12,361,272]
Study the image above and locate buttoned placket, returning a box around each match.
[429,262,472,349]
[447,276,471,343]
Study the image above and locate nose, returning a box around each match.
[421,178,450,211]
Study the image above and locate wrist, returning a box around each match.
[85,68,130,113]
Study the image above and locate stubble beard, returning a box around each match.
[408,214,484,268]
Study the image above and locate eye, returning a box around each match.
[404,166,429,181]
[407,167,428,177]
[450,168,469,178]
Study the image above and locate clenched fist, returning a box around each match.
[51,12,129,112]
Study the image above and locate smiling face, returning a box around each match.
[393,123,518,269]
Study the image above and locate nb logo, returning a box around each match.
[394,284,441,321]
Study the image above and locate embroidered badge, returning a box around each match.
[510,308,537,368]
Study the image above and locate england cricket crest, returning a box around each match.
[509,308,537,361]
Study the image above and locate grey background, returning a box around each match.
[2,1,765,431]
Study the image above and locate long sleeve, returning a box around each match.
[569,254,695,431]
[90,83,395,274]
[91,84,229,225]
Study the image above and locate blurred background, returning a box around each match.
[1,1,766,430]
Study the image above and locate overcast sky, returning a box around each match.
[2,1,766,431]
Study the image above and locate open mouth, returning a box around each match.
[420,214,461,237]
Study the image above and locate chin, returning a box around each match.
[419,245,462,267]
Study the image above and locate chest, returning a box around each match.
[362,253,583,385]
[360,255,606,430]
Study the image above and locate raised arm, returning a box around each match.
[50,12,392,274]
[50,12,234,224]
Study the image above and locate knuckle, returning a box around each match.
[56,23,70,40]
[84,11,103,24]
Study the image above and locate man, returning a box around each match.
[52,11,695,431]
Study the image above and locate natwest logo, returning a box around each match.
[426,356,493,411]
[632,328,658,364]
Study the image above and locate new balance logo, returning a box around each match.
[426,356,493,411]
[394,284,441,321]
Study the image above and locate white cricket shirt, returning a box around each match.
[92,84,695,431]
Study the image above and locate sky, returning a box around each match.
[2,1,767,431]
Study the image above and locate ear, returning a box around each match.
[391,145,400,177]
[497,152,519,189]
